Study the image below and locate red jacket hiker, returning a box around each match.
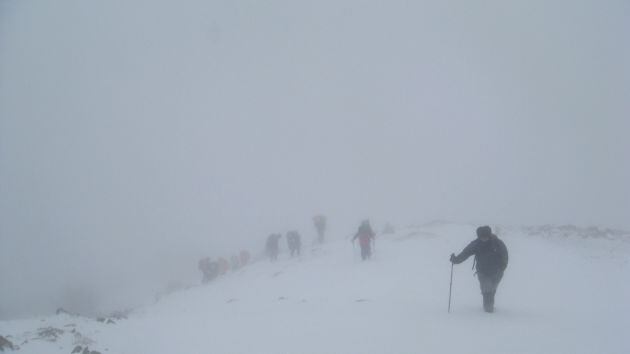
[353,220,375,260]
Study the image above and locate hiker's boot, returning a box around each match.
[482,293,494,313]
[489,291,496,312]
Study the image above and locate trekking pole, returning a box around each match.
[448,262,454,313]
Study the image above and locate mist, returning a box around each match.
[1,0,628,319]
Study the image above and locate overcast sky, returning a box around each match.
[1,0,629,319]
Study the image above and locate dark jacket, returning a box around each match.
[353,224,375,247]
[452,235,508,275]
[266,234,281,253]
[287,232,301,250]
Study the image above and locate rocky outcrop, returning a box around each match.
[523,224,630,240]
[71,345,101,354]
[0,335,15,351]
[36,327,64,342]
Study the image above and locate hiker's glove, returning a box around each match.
[449,253,456,263]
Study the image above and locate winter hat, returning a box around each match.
[476,225,492,238]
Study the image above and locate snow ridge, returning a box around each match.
[1,223,629,354]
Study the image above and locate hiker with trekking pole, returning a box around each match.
[449,225,508,313]
[352,220,376,261]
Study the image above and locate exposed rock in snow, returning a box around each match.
[0,335,16,351]
[36,327,64,342]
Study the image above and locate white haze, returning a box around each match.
[0,0,628,319]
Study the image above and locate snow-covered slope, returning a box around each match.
[2,223,629,354]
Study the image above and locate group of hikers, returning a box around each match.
[198,215,328,282]
[197,250,251,283]
[265,231,301,261]
[200,213,510,313]
[266,217,378,262]
[265,215,326,261]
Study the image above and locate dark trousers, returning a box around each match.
[477,271,504,312]
[360,245,371,260]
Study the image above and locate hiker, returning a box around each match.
[266,233,282,261]
[286,230,302,257]
[239,250,251,266]
[450,225,508,313]
[198,257,219,283]
[352,220,375,260]
[217,257,230,275]
[313,214,327,244]
[230,254,240,270]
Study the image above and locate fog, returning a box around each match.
[1,0,628,319]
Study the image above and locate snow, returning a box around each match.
[2,223,629,354]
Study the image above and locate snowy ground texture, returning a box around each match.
[2,223,630,354]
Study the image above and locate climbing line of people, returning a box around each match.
[198,215,328,282]
[265,215,327,262]
[199,213,509,314]
[263,218,378,262]
[198,250,252,284]
[265,230,302,261]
